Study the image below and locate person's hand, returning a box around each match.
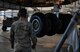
[32,44,36,49]
[11,44,14,49]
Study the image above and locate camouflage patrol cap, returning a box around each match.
[18,8,28,18]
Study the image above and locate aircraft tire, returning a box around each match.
[57,14,72,34]
[30,12,45,38]
[45,13,62,36]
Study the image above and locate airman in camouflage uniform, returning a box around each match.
[10,8,37,52]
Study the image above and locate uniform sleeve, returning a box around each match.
[10,24,15,48]
[29,22,37,45]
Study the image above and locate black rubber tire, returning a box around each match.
[2,26,7,31]
[44,13,52,35]
[45,13,62,36]
[57,13,72,34]
[30,12,45,38]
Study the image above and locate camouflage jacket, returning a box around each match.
[10,18,37,48]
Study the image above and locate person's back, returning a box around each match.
[14,18,31,46]
[10,8,37,52]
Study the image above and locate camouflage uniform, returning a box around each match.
[10,18,37,52]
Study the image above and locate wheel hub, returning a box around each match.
[32,19,40,31]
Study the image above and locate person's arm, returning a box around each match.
[10,24,15,49]
[29,22,37,49]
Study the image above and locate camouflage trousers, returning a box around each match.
[15,45,31,52]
